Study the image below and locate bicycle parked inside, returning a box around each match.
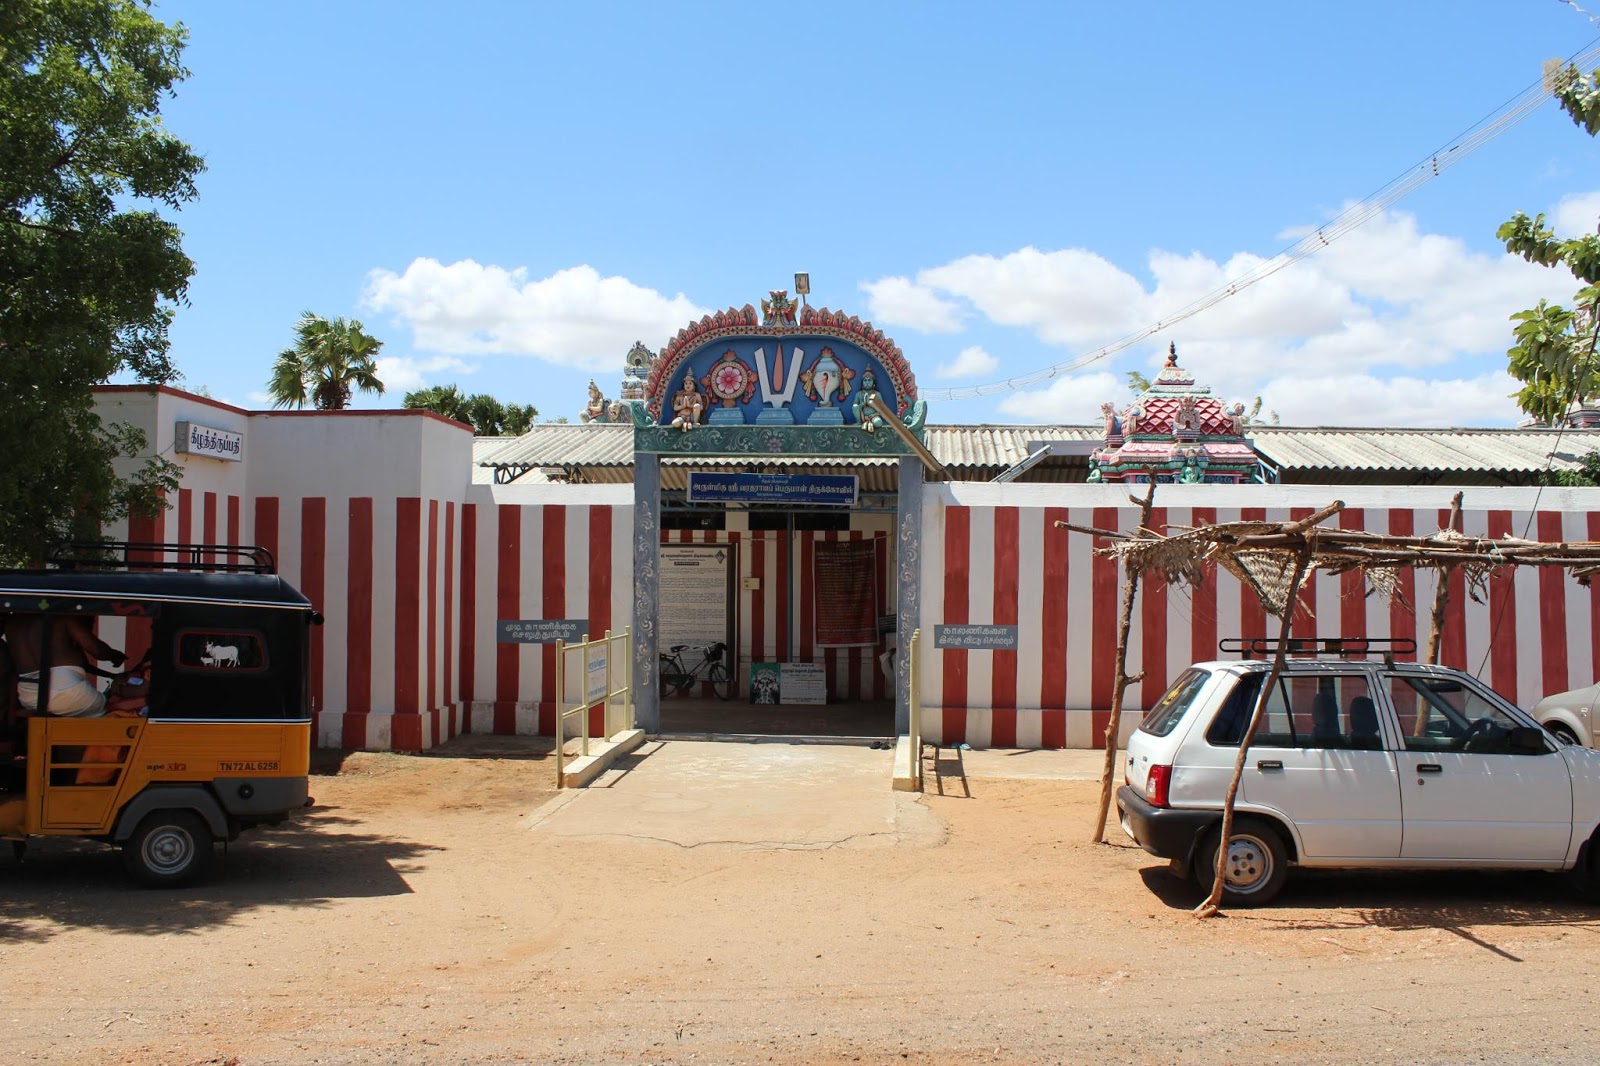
[659,642,733,700]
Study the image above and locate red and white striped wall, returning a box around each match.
[918,483,1600,749]
[459,485,634,740]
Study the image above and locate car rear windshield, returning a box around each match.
[1138,668,1211,737]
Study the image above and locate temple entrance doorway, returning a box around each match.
[655,492,897,741]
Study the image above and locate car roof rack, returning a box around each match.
[1219,636,1417,668]
[47,540,278,575]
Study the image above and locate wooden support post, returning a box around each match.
[1425,491,1464,666]
[1091,480,1157,844]
[1194,545,1313,919]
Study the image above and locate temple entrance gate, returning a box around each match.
[628,290,938,739]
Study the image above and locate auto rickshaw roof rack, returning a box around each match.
[48,541,278,575]
[1220,636,1417,665]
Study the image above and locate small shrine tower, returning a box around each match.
[580,341,655,424]
[1088,343,1262,484]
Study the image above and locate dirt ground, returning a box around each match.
[4,735,1600,1065]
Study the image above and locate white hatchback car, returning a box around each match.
[1117,653,1600,906]
[1531,681,1600,747]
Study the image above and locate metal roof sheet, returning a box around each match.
[471,423,1600,484]
[1251,427,1600,473]
[923,425,1100,469]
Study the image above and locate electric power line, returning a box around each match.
[921,37,1600,403]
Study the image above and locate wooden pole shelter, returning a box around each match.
[1425,491,1465,666]
[1057,493,1600,917]
[1078,479,1157,845]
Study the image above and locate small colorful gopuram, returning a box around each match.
[1088,343,1262,484]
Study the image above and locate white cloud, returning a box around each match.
[363,259,707,371]
[1554,190,1600,238]
[936,345,999,379]
[920,248,1148,346]
[868,247,1146,345]
[994,371,1123,422]
[1259,370,1521,427]
[860,275,965,333]
[868,201,1588,425]
[373,354,476,395]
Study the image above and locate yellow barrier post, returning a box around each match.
[579,632,590,758]
[909,627,922,763]
[555,636,566,787]
[603,628,614,740]
[617,624,630,729]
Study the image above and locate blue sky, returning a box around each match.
[144,1,1600,427]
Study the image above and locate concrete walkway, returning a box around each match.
[525,739,944,850]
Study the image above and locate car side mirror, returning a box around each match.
[1511,726,1549,754]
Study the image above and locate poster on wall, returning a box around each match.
[812,540,877,647]
[749,662,827,705]
[658,545,732,655]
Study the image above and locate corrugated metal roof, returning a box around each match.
[476,423,635,468]
[1251,427,1600,473]
[472,422,1600,485]
[923,424,1100,469]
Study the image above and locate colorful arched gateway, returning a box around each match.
[628,291,936,736]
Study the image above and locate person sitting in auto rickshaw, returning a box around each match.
[1,615,141,786]
[104,653,152,717]
[1,614,125,717]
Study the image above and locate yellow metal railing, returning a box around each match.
[907,627,922,785]
[553,626,633,787]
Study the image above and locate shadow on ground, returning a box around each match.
[0,806,438,942]
[1138,862,1600,952]
[312,734,558,775]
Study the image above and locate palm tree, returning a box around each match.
[403,384,539,435]
[404,383,473,425]
[268,312,386,409]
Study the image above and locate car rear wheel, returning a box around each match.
[1194,817,1289,906]
[122,810,214,888]
[1548,723,1582,747]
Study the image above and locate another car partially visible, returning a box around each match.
[1532,681,1599,747]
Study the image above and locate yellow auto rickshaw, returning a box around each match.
[0,541,318,886]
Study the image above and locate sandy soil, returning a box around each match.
[4,735,1600,1065]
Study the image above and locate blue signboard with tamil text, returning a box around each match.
[686,472,858,506]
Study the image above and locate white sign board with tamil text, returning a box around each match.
[174,421,243,462]
[658,545,731,654]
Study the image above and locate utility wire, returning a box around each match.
[922,37,1600,403]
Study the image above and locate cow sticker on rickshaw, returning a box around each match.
[174,629,268,672]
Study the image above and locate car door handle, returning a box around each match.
[1417,763,1443,774]
[1256,760,1283,771]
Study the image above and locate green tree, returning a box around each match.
[0,0,199,565]
[403,384,538,435]
[1499,62,1600,425]
[268,312,386,409]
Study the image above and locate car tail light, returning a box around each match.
[1145,764,1172,809]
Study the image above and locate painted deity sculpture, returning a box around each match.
[580,379,608,424]
[1100,401,1122,439]
[853,369,886,433]
[670,372,704,431]
[1175,397,1201,434]
[1227,402,1247,436]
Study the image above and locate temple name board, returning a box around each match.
[497,619,588,644]
[686,472,858,506]
[174,421,243,462]
[934,624,1019,650]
